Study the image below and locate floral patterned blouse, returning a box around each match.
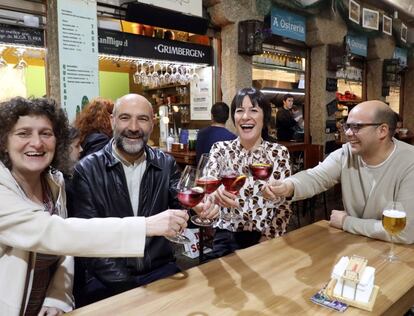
[209,138,292,238]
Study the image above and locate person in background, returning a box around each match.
[64,126,83,217]
[276,94,299,141]
[63,126,85,307]
[264,100,414,244]
[291,105,304,130]
[0,97,188,316]
[67,127,83,167]
[195,101,236,163]
[70,93,218,305]
[75,97,113,158]
[206,88,292,259]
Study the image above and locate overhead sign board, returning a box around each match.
[0,23,44,47]
[138,0,202,17]
[346,34,368,57]
[271,7,306,42]
[393,47,408,67]
[98,29,212,65]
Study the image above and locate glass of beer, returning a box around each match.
[382,202,406,262]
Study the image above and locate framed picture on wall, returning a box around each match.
[382,15,392,35]
[401,23,407,43]
[362,8,379,30]
[349,0,360,24]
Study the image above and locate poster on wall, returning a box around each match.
[382,15,392,36]
[401,23,408,43]
[362,8,379,30]
[190,67,213,120]
[57,0,99,122]
[348,0,360,24]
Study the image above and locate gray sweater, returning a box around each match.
[289,139,414,244]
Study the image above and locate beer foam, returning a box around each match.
[383,210,406,218]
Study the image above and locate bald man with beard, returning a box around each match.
[263,100,414,244]
[70,94,217,306]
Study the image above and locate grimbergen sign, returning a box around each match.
[98,29,212,65]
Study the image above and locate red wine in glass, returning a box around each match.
[177,187,205,208]
[249,163,273,181]
[196,177,222,194]
[191,153,222,227]
[220,171,247,221]
[167,165,201,244]
[222,172,247,194]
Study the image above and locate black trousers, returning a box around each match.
[74,262,180,308]
[205,228,261,260]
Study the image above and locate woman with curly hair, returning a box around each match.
[75,97,113,158]
[0,97,189,315]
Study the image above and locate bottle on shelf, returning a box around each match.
[167,128,174,152]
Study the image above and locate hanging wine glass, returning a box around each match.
[0,47,7,68]
[171,64,179,84]
[164,64,171,84]
[178,66,187,85]
[14,48,27,69]
[184,66,192,84]
[151,62,160,87]
[139,60,147,78]
[159,63,167,86]
[133,62,140,85]
[191,66,200,84]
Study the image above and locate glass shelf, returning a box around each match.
[252,62,305,73]
[143,83,188,92]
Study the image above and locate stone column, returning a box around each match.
[206,0,263,130]
[45,0,61,103]
[306,12,347,145]
[220,23,252,106]
[403,57,414,130]
[366,36,395,101]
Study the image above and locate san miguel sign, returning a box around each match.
[98,29,212,65]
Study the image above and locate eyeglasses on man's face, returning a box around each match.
[342,123,384,134]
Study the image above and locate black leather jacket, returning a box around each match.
[70,141,181,292]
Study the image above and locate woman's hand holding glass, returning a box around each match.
[218,160,247,221]
[192,194,220,222]
[145,209,189,237]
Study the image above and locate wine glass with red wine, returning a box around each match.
[191,153,222,227]
[220,160,247,221]
[248,152,273,197]
[166,165,205,244]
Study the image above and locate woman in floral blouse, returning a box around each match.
[207,87,292,259]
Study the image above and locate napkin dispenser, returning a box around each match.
[324,255,379,312]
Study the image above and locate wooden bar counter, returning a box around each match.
[161,149,196,167]
[69,221,414,315]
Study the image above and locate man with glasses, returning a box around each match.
[263,100,414,244]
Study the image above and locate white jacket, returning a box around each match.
[0,163,147,315]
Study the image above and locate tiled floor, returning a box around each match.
[175,187,344,270]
